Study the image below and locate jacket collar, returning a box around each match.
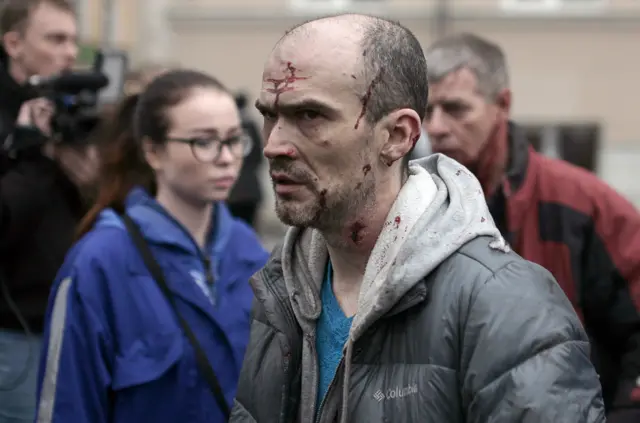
[258,253,430,326]
[0,46,29,121]
[503,121,531,195]
[487,122,537,246]
[124,187,237,260]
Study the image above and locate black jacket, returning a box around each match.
[0,47,29,143]
[228,108,263,205]
[0,47,86,333]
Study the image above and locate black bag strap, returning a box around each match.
[121,214,231,419]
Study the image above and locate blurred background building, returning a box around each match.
[78,0,640,243]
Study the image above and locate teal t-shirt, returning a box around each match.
[315,262,354,414]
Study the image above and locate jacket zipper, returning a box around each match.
[315,357,345,423]
[261,268,299,422]
[261,268,298,333]
[147,202,216,303]
[281,344,292,422]
[202,256,216,304]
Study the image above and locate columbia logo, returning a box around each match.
[373,384,418,402]
[373,390,385,402]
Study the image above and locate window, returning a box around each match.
[290,0,386,13]
[501,0,608,12]
[521,123,601,172]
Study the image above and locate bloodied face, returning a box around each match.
[257,31,383,229]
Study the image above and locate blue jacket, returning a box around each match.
[34,189,269,423]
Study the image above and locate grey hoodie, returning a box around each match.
[281,154,510,422]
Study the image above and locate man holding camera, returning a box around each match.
[0,1,98,421]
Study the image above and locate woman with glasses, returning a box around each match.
[34,69,269,423]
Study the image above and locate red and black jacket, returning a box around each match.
[488,123,640,420]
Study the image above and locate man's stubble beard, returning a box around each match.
[274,175,375,231]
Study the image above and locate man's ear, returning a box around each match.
[378,108,421,167]
[2,31,23,59]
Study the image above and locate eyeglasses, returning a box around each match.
[166,133,253,163]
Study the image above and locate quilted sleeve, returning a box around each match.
[461,260,606,423]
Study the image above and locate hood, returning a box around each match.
[281,153,510,341]
[94,187,241,265]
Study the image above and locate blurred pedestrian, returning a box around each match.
[34,69,269,423]
[424,32,640,422]
[228,92,263,228]
[0,2,96,422]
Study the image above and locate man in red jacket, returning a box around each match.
[424,32,640,422]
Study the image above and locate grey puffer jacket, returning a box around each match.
[231,155,606,423]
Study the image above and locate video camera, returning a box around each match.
[4,49,128,155]
[24,70,108,145]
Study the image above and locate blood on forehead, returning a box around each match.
[263,61,309,108]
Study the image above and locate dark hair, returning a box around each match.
[358,18,428,125]
[76,69,229,239]
[134,69,228,146]
[0,0,75,35]
[76,94,146,239]
[358,18,428,167]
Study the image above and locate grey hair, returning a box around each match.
[426,33,509,101]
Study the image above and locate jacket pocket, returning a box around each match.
[112,330,183,390]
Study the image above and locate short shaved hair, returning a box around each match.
[283,14,428,129]
[0,0,75,35]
